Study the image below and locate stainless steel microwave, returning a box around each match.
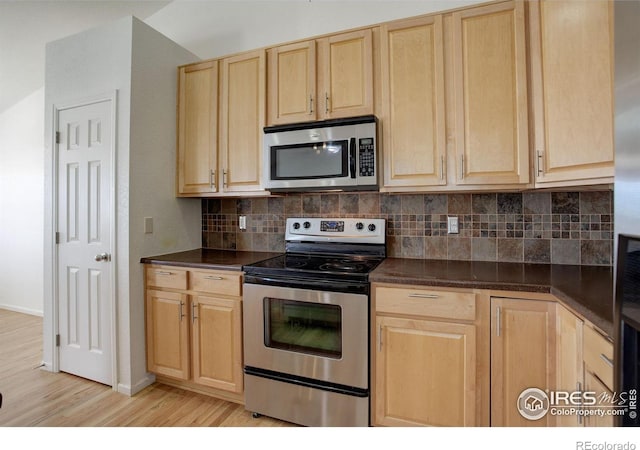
[263,115,378,192]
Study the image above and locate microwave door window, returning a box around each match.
[271,141,348,179]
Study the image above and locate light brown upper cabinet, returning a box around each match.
[177,52,266,197]
[380,15,447,189]
[267,29,374,125]
[177,61,218,195]
[450,0,530,186]
[219,49,266,193]
[529,0,614,187]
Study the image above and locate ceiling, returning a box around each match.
[0,0,481,115]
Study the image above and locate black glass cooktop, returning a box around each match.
[243,253,385,282]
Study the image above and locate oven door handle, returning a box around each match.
[349,137,356,179]
[244,273,368,294]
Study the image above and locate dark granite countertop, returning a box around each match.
[140,248,280,271]
[370,258,614,337]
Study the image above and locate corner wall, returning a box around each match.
[127,17,200,392]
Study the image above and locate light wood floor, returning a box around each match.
[0,308,293,427]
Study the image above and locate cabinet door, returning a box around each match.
[556,304,584,427]
[583,370,615,427]
[491,297,556,426]
[146,289,190,380]
[318,29,374,119]
[381,16,446,188]
[219,50,266,193]
[530,0,614,186]
[267,40,316,125]
[451,1,529,186]
[374,316,476,426]
[177,61,218,195]
[191,295,243,393]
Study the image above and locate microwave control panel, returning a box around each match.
[359,138,375,177]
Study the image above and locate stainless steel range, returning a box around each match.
[242,217,386,427]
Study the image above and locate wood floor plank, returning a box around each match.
[0,309,294,427]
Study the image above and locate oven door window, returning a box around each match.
[270,140,349,180]
[264,297,342,358]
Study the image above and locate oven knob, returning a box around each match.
[356,222,364,230]
[293,222,301,230]
[303,221,311,229]
[368,223,376,232]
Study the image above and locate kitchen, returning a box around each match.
[0,0,638,446]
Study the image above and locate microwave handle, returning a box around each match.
[349,137,356,179]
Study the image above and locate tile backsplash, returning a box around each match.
[202,191,613,266]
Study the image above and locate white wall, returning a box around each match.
[0,88,45,315]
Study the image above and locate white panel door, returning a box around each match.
[57,99,113,385]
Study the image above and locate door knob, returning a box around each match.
[94,253,111,262]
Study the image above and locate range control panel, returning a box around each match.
[286,217,385,244]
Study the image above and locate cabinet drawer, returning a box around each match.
[146,266,188,290]
[583,324,614,391]
[190,270,241,297]
[375,286,476,320]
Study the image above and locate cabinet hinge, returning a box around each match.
[55,232,60,244]
[55,334,60,347]
[55,131,61,144]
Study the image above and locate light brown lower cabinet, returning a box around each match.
[583,370,615,427]
[490,297,557,427]
[375,316,477,426]
[556,303,585,426]
[146,288,191,380]
[190,294,243,392]
[583,322,615,427]
[372,284,489,427]
[555,303,615,427]
[144,265,244,398]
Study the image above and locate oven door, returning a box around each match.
[243,282,368,389]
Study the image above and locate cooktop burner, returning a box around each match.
[318,261,367,272]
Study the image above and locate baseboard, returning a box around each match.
[0,304,43,317]
[118,373,155,396]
